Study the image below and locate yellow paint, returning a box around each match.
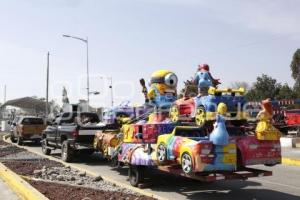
[151,69,172,78]
[282,157,300,167]
[208,87,245,95]
[122,124,135,143]
[0,163,48,200]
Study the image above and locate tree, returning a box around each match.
[290,49,300,98]
[276,83,296,100]
[290,49,300,80]
[245,74,281,101]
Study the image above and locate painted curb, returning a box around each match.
[0,162,48,200]
[282,157,300,167]
[2,135,167,200]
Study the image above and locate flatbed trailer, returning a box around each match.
[127,163,273,187]
[157,165,272,182]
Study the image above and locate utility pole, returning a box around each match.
[62,34,90,109]
[46,52,50,119]
[109,77,114,107]
[4,85,6,103]
[86,37,90,110]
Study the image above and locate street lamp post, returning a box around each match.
[45,52,50,119]
[100,76,114,107]
[62,34,90,108]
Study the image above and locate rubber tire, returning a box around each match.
[10,134,17,143]
[17,136,23,146]
[264,163,277,167]
[61,141,74,162]
[128,165,144,187]
[156,143,168,165]
[195,106,206,127]
[110,156,124,169]
[80,149,95,155]
[181,152,193,174]
[41,139,51,155]
[169,104,180,123]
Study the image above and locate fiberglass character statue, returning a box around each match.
[255,98,281,140]
[209,103,229,145]
[147,69,178,109]
[194,64,220,96]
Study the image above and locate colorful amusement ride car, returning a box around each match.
[169,87,249,126]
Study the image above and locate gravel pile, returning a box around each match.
[0,150,43,161]
[33,166,138,195]
[0,145,26,157]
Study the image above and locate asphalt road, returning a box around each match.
[7,140,300,200]
[0,178,20,200]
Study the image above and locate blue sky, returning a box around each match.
[0,0,299,107]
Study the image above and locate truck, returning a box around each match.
[10,116,47,145]
[41,112,108,162]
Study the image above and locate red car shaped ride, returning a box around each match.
[227,126,281,168]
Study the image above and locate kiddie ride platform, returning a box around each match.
[157,165,272,182]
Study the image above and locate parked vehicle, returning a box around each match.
[10,116,46,145]
[41,112,108,162]
[169,87,248,127]
[9,116,21,135]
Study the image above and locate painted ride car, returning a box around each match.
[93,129,123,159]
[169,87,248,126]
[102,101,147,125]
[227,126,281,167]
[156,126,237,174]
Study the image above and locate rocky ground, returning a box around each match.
[0,134,155,200]
[29,180,153,200]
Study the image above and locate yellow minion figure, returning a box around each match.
[147,70,178,108]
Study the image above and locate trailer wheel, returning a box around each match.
[41,139,51,155]
[110,156,124,169]
[264,163,277,167]
[17,136,23,146]
[61,141,74,162]
[128,165,144,187]
[10,134,17,143]
[181,152,193,174]
[157,143,167,165]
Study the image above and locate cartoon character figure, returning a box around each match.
[147,70,178,109]
[209,102,229,145]
[194,64,220,96]
[255,99,281,140]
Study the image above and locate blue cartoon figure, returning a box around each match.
[209,102,229,145]
[194,64,220,96]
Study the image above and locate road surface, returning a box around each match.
[0,178,20,200]
[8,139,299,200]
